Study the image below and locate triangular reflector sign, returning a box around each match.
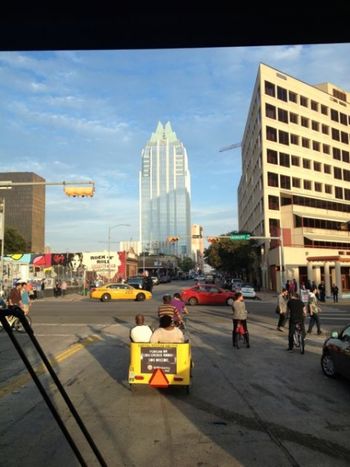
[149,368,169,388]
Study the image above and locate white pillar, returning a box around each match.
[307,262,313,284]
[314,266,321,285]
[335,262,342,297]
[324,263,331,297]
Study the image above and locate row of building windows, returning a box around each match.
[281,195,350,213]
[267,172,350,200]
[265,103,350,141]
[266,149,350,180]
[265,81,349,119]
[266,125,350,150]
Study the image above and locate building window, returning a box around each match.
[331,109,339,122]
[267,149,278,164]
[311,100,319,111]
[312,141,320,151]
[325,184,332,194]
[303,180,312,190]
[292,177,301,188]
[301,117,309,128]
[321,105,328,115]
[321,124,329,135]
[289,91,297,103]
[279,152,290,167]
[277,86,288,102]
[324,164,331,174]
[315,182,322,192]
[266,103,276,119]
[267,172,279,187]
[342,150,350,163]
[302,137,310,148]
[314,161,321,171]
[332,128,340,141]
[335,186,343,199]
[303,158,311,169]
[340,113,348,125]
[333,147,341,160]
[278,130,289,145]
[334,167,342,179]
[290,112,298,124]
[291,155,300,166]
[268,195,279,210]
[278,108,289,123]
[311,120,319,131]
[290,134,299,145]
[341,131,349,144]
[280,175,291,189]
[300,96,308,107]
[323,144,330,155]
[344,169,350,181]
[266,126,277,142]
[333,89,347,102]
[345,189,350,200]
[265,81,275,97]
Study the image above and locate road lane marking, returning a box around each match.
[0,334,102,400]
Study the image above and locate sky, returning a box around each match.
[1,43,350,252]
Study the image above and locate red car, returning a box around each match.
[181,284,235,306]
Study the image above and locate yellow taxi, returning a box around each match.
[89,283,152,302]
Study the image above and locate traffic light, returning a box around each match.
[207,236,218,243]
[64,186,95,198]
[167,236,179,243]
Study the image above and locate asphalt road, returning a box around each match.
[1,282,350,467]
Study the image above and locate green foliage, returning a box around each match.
[4,227,27,254]
[178,256,195,272]
[204,231,258,275]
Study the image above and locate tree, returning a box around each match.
[4,227,27,254]
[204,231,258,279]
[178,256,195,272]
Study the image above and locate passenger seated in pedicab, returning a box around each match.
[150,315,185,343]
[130,314,153,343]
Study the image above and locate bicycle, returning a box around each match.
[233,321,247,349]
[293,322,305,354]
[0,307,32,333]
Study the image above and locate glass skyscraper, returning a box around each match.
[139,122,191,256]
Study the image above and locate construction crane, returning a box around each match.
[218,142,242,152]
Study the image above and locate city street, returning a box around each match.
[1,282,350,467]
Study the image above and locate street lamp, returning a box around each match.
[107,224,131,280]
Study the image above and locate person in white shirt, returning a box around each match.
[150,315,185,343]
[130,314,153,342]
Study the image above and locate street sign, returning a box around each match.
[230,234,251,240]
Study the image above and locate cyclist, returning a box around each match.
[8,281,23,309]
[286,292,306,353]
[232,292,250,348]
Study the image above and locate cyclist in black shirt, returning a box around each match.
[286,293,306,351]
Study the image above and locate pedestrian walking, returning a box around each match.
[276,288,289,332]
[331,284,339,303]
[318,282,326,302]
[307,289,322,335]
[232,292,250,348]
[61,280,67,297]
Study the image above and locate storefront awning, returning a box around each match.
[293,210,349,223]
[304,233,350,243]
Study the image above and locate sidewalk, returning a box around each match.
[37,293,86,302]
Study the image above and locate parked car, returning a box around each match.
[151,276,160,286]
[180,284,235,306]
[321,324,350,380]
[240,284,257,299]
[89,283,152,302]
[126,276,144,289]
[231,279,243,291]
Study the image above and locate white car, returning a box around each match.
[240,284,257,299]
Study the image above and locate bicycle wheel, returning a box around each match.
[299,333,305,354]
[293,330,299,348]
[13,314,32,333]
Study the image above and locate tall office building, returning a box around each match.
[0,172,45,252]
[238,63,350,294]
[139,122,191,256]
